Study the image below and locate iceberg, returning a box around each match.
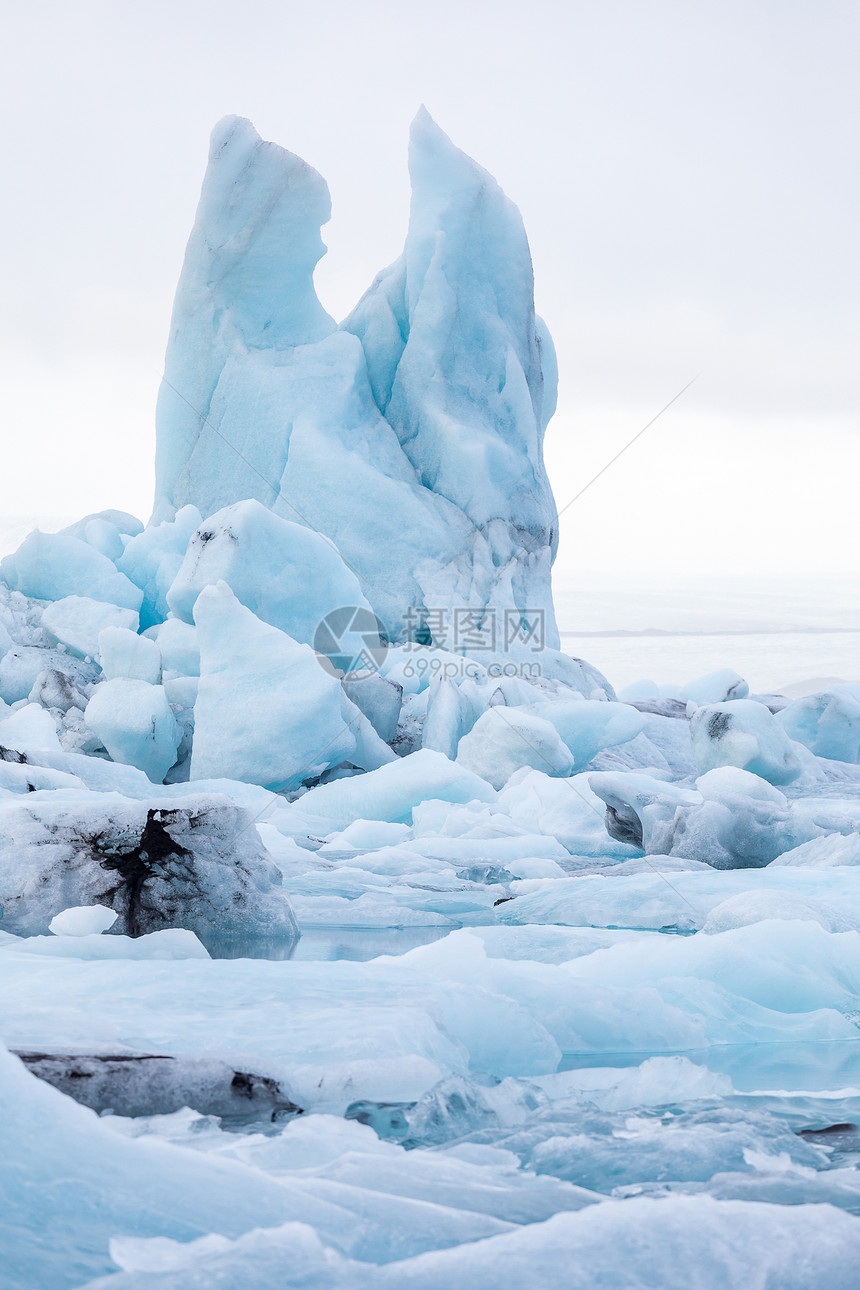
[152,112,565,654]
[5,106,860,1290]
[0,791,297,947]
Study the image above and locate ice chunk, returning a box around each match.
[588,771,699,854]
[0,702,63,753]
[0,615,14,660]
[499,769,641,857]
[191,583,392,790]
[776,686,860,762]
[456,708,574,789]
[690,699,802,785]
[588,767,824,868]
[116,505,203,629]
[524,699,644,771]
[292,748,496,829]
[73,1197,860,1289]
[422,676,480,758]
[49,904,118,936]
[701,890,859,934]
[3,927,209,961]
[0,793,297,946]
[0,759,85,795]
[41,596,139,661]
[343,674,403,744]
[635,710,697,777]
[23,746,159,796]
[60,509,144,543]
[618,679,660,702]
[772,832,860,867]
[680,668,749,704]
[504,857,567,879]
[28,666,88,713]
[85,679,180,783]
[319,819,412,852]
[532,1055,734,1110]
[0,645,97,705]
[99,626,162,684]
[382,646,487,696]
[0,530,142,611]
[151,117,465,640]
[166,500,374,648]
[150,617,200,676]
[0,1042,311,1290]
[14,1050,299,1120]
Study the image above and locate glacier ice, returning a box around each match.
[116,505,203,629]
[689,698,802,785]
[776,685,860,762]
[148,616,199,676]
[0,700,63,753]
[49,903,119,936]
[456,707,575,789]
[166,500,375,647]
[98,625,162,684]
[151,112,568,656]
[0,1040,318,1290]
[700,889,859,934]
[587,765,860,867]
[3,107,860,1290]
[84,678,180,782]
[190,582,393,788]
[0,643,97,705]
[342,674,403,744]
[0,792,297,946]
[73,1199,860,1290]
[289,747,496,831]
[772,831,860,866]
[41,596,140,661]
[13,1049,301,1121]
[1,530,143,611]
[680,668,749,705]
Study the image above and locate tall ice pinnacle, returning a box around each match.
[153,115,337,520]
[153,111,563,654]
[344,106,559,556]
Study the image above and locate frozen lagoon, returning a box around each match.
[3,112,860,1288]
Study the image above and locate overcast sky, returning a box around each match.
[1,0,857,582]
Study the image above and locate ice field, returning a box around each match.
[2,112,860,1288]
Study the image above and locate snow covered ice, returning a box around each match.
[2,111,860,1289]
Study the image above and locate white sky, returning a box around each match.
[0,0,858,581]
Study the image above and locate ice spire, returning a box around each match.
[343,107,559,559]
[152,115,336,521]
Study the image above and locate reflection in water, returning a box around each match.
[288,926,451,961]
[560,1037,860,1094]
[199,924,452,962]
